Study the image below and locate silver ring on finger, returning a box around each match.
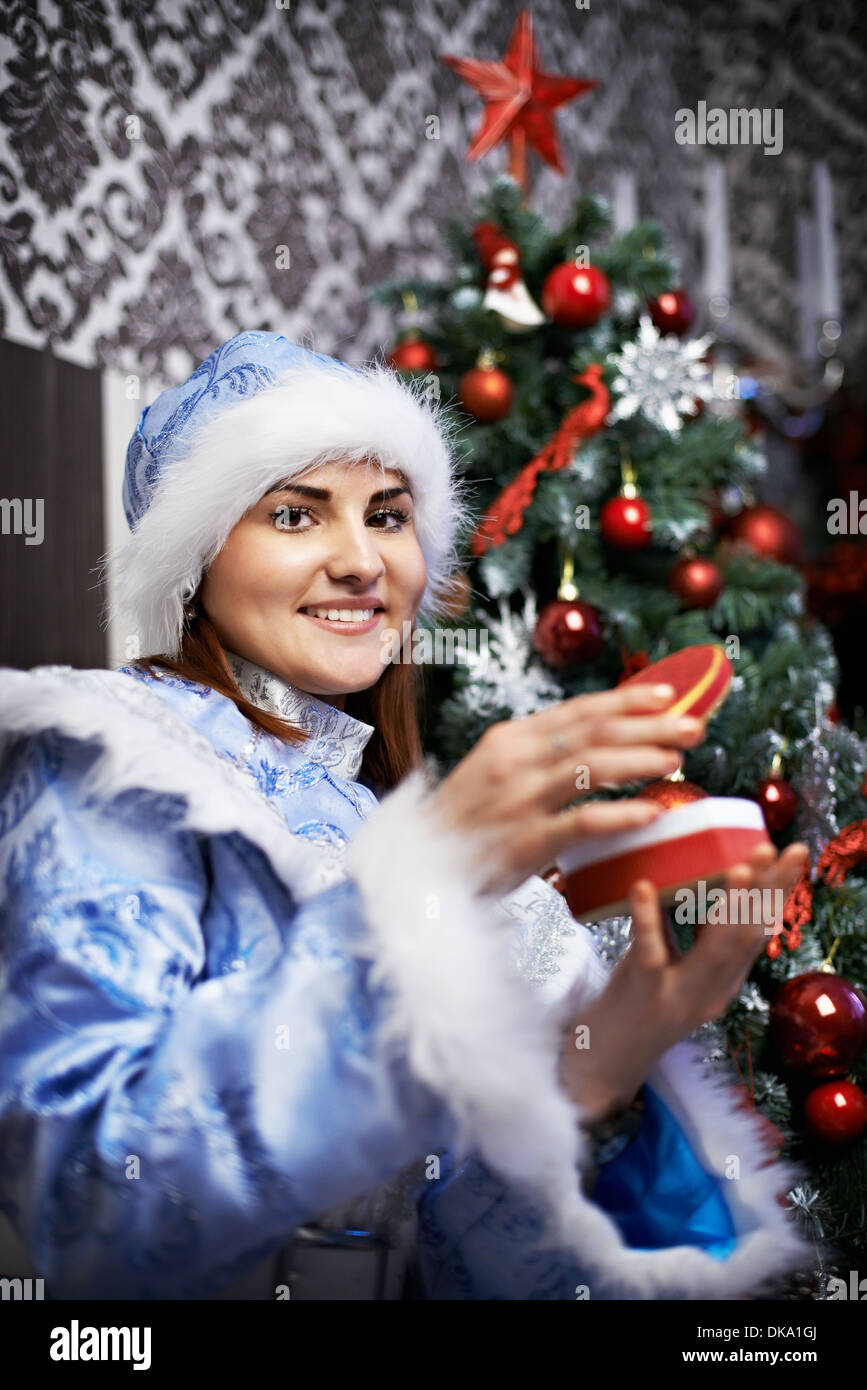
[551,732,569,756]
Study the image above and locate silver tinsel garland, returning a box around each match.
[793,718,840,875]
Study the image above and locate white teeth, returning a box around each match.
[305,608,376,622]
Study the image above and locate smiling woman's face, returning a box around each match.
[199,458,427,708]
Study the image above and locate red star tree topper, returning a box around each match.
[441,10,596,193]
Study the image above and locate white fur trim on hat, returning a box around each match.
[101,357,474,658]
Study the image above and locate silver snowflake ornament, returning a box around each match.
[607,315,715,434]
[459,591,563,720]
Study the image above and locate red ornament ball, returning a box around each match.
[458,364,514,421]
[756,776,798,832]
[600,495,652,550]
[729,505,803,565]
[648,288,695,337]
[804,1080,867,1144]
[541,262,611,328]
[669,556,725,609]
[640,778,708,810]
[533,598,603,669]
[386,336,438,374]
[770,972,867,1077]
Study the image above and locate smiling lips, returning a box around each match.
[299,605,384,634]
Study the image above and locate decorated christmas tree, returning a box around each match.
[370,13,867,1288]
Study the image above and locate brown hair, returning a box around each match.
[131,585,426,792]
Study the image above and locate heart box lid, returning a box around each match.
[620,642,733,720]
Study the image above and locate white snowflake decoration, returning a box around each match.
[459,591,563,720]
[607,315,715,434]
[612,287,639,318]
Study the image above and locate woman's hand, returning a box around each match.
[559,840,810,1124]
[426,681,707,896]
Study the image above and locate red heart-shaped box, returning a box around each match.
[555,643,772,920]
[556,796,772,920]
[618,642,733,718]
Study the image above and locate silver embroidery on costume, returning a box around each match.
[225,649,374,783]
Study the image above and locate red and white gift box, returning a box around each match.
[556,795,772,921]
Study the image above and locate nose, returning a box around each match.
[323,512,386,588]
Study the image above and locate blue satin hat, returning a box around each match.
[122,332,340,531]
[108,329,469,657]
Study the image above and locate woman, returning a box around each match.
[0,331,814,1300]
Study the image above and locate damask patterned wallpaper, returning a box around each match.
[0,0,864,389]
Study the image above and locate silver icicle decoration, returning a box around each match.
[793,698,839,874]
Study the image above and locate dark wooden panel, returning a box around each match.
[0,338,105,670]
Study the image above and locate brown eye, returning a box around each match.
[270,505,314,531]
[368,507,411,530]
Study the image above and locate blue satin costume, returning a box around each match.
[0,656,747,1300]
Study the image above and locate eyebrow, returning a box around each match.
[269,483,413,505]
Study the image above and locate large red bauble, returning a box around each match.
[533,598,603,668]
[458,364,514,421]
[729,505,802,565]
[600,495,652,549]
[804,1080,867,1144]
[541,262,611,328]
[669,556,724,609]
[756,775,798,832]
[386,336,438,373]
[648,288,694,337]
[770,972,867,1077]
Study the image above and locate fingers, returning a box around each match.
[545,796,666,858]
[660,903,685,961]
[721,842,809,931]
[626,879,670,971]
[572,745,686,789]
[752,841,810,896]
[779,842,811,891]
[575,712,706,749]
[498,688,707,800]
[525,681,678,738]
[677,843,811,1007]
[541,711,706,800]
